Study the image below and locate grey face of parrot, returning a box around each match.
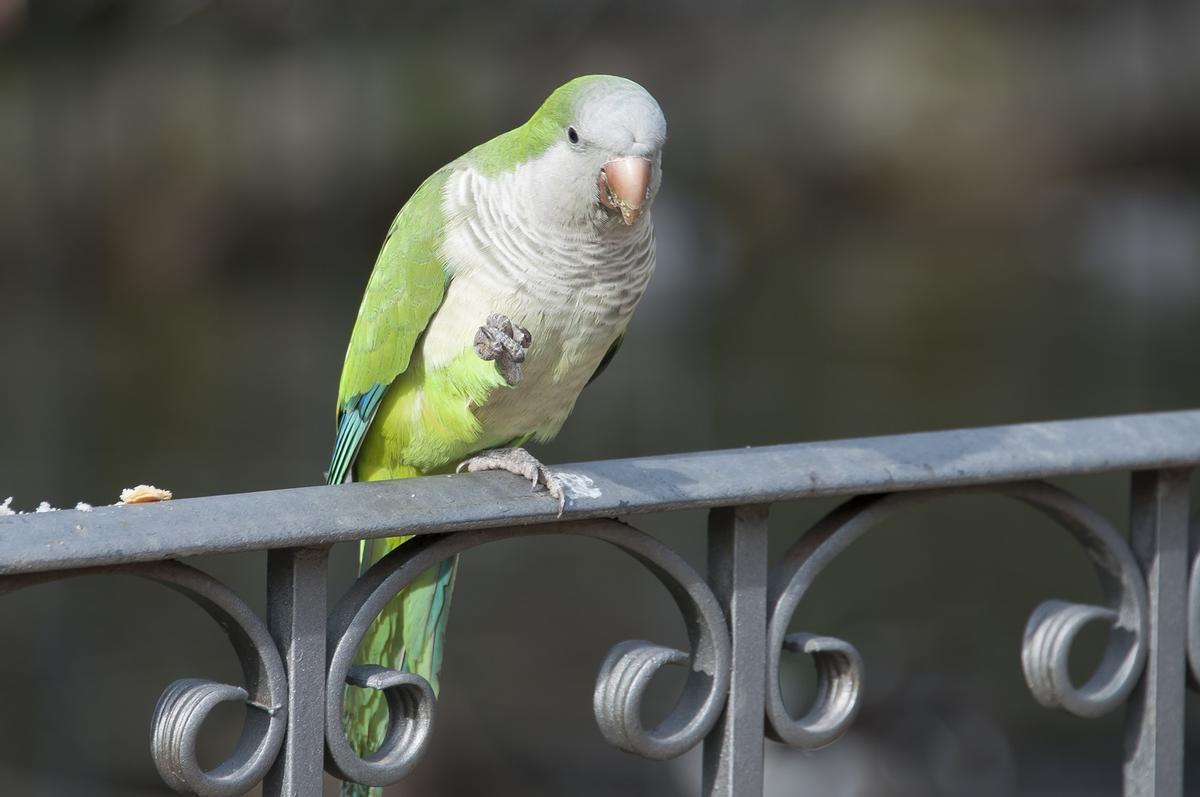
[560,80,667,228]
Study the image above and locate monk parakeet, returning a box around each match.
[327,75,666,795]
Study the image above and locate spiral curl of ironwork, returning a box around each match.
[0,562,288,797]
[765,482,1148,749]
[1188,515,1200,689]
[323,519,731,789]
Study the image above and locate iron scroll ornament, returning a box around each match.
[0,561,288,797]
[765,481,1149,749]
[1189,514,1200,687]
[323,518,732,789]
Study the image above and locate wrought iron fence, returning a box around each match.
[1,410,1198,796]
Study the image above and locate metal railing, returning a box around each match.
[1,410,1198,796]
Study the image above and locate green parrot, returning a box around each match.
[327,75,666,795]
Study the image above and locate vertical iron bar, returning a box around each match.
[703,505,770,797]
[264,546,330,797]
[1124,469,1191,797]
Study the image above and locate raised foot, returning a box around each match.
[474,313,531,386]
[456,447,566,516]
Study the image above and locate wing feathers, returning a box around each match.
[329,167,453,484]
[327,383,388,486]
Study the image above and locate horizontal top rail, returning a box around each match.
[1,409,1198,575]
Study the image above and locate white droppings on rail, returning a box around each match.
[556,472,602,500]
[0,498,104,515]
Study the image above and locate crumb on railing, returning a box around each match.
[119,485,173,504]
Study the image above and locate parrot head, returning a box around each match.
[522,75,666,229]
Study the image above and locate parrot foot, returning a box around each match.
[456,447,566,516]
[474,313,532,386]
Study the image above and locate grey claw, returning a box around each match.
[474,313,532,386]
[497,359,523,387]
[485,314,510,335]
[474,325,511,362]
[546,477,566,518]
[456,447,567,516]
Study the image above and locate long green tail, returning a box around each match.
[342,782,373,797]
[341,535,459,797]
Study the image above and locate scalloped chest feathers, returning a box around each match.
[418,166,655,443]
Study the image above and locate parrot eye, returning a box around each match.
[567,126,580,144]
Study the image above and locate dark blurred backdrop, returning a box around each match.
[2,1,1200,795]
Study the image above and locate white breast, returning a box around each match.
[419,164,655,443]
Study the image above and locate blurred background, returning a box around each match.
[2,0,1200,794]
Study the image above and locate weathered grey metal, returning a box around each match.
[764,482,1150,750]
[1189,513,1200,687]
[1124,470,1191,797]
[1012,482,1148,717]
[334,663,436,785]
[0,410,1195,796]
[323,519,731,790]
[4,410,1200,575]
[702,506,769,797]
[263,548,330,797]
[0,561,288,796]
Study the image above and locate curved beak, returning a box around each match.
[599,156,652,225]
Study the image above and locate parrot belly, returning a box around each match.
[422,272,626,443]
[354,279,626,477]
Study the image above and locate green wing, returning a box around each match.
[327,168,451,486]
